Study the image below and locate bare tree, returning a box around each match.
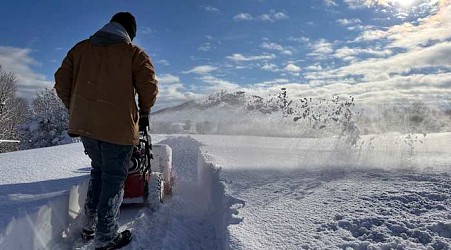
[0,65,28,153]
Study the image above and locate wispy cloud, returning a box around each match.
[344,0,368,9]
[354,29,388,42]
[260,63,279,72]
[156,59,170,66]
[324,0,338,7]
[157,74,181,84]
[139,26,153,35]
[233,13,253,21]
[184,65,218,75]
[288,36,310,44]
[334,46,392,62]
[260,41,293,55]
[307,39,334,59]
[336,18,362,26]
[305,63,323,71]
[233,10,289,22]
[201,5,219,13]
[199,75,239,92]
[198,42,214,51]
[226,53,276,62]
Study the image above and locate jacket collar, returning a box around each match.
[90,22,132,45]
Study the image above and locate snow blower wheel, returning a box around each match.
[145,172,164,211]
[122,124,173,207]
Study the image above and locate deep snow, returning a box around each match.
[0,132,450,249]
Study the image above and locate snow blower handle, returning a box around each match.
[139,110,150,132]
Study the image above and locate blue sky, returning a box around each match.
[0,0,450,110]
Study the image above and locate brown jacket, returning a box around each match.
[54,39,158,145]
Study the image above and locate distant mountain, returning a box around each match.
[151,91,283,120]
[152,100,202,116]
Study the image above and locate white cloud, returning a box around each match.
[156,74,180,84]
[283,63,302,76]
[284,63,301,73]
[153,74,202,110]
[198,42,213,51]
[324,0,338,6]
[226,53,276,62]
[0,46,51,100]
[260,42,293,55]
[261,63,279,72]
[289,36,310,44]
[334,46,392,61]
[239,72,451,108]
[199,75,239,92]
[349,3,451,56]
[344,0,368,9]
[261,41,284,50]
[307,39,334,59]
[354,29,388,42]
[184,65,218,75]
[233,10,289,22]
[305,64,323,71]
[253,78,290,88]
[233,13,253,21]
[156,59,170,66]
[139,26,153,35]
[334,41,451,81]
[202,5,219,12]
[336,18,362,26]
[150,3,451,110]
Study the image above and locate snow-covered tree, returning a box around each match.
[0,66,28,153]
[19,88,73,149]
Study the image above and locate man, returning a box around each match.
[54,12,158,249]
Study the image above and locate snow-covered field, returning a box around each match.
[0,132,450,249]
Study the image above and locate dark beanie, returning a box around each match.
[110,12,137,40]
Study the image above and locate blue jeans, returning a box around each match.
[80,136,133,246]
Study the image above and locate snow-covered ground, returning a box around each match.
[0,132,450,249]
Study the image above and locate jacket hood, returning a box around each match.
[90,22,132,46]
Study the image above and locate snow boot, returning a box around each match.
[81,215,97,240]
[95,230,132,250]
[81,228,95,240]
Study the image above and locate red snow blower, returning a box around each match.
[122,124,173,208]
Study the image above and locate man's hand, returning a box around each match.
[139,110,149,131]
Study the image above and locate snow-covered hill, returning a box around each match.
[0,132,450,249]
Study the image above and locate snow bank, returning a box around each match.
[0,136,234,250]
[0,143,90,249]
[0,182,88,249]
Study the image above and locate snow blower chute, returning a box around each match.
[122,124,173,208]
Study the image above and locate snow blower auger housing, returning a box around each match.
[122,125,173,208]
